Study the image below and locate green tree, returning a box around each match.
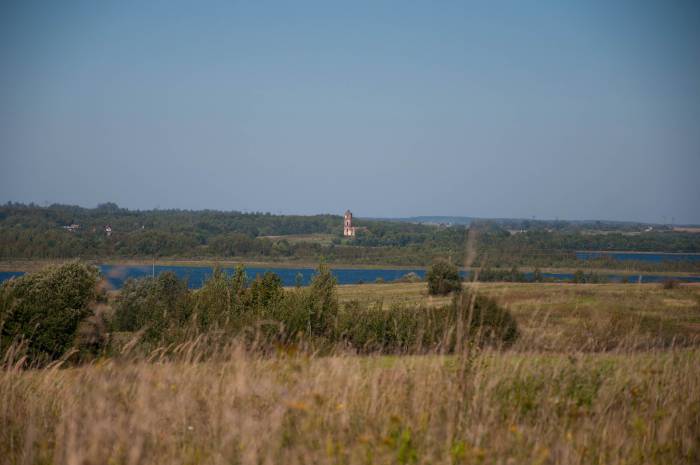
[426,260,462,295]
[0,262,101,364]
[112,271,191,343]
[306,264,339,336]
[249,272,284,309]
[231,264,247,297]
[194,266,235,330]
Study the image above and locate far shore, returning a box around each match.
[1,257,700,277]
[575,250,700,256]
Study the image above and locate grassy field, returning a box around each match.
[339,282,700,351]
[260,233,338,246]
[2,282,700,464]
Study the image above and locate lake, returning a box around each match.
[1,264,700,288]
[576,251,700,262]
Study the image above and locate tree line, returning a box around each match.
[1,203,699,270]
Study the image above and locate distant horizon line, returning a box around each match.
[2,200,698,228]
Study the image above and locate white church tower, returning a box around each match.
[343,210,356,237]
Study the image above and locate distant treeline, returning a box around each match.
[1,203,699,270]
[0,203,463,263]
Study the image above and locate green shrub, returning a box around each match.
[252,264,340,347]
[661,278,679,290]
[304,264,339,337]
[426,260,462,295]
[338,291,518,353]
[112,271,192,344]
[451,292,519,346]
[0,262,101,364]
[249,272,284,310]
[396,272,422,283]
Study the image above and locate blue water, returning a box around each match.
[2,265,700,288]
[576,251,700,263]
[97,265,428,289]
[0,271,24,282]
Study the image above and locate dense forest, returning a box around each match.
[1,203,699,270]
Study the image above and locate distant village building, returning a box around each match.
[343,210,356,237]
[63,224,80,232]
[105,225,112,237]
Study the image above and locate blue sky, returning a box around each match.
[1,1,699,223]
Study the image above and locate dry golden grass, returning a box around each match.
[3,282,700,464]
[340,282,700,351]
[2,348,699,464]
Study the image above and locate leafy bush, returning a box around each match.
[451,292,519,346]
[426,260,462,295]
[112,271,191,344]
[571,270,609,284]
[0,262,101,364]
[661,278,679,290]
[474,266,528,283]
[338,291,518,353]
[396,272,422,283]
[304,264,339,337]
[107,262,517,354]
[193,267,238,331]
[249,272,284,310]
[110,263,341,350]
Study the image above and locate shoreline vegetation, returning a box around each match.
[2,257,700,277]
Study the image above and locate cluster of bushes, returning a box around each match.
[342,293,519,352]
[368,272,423,285]
[472,267,611,284]
[109,263,340,352]
[570,270,609,284]
[0,262,519,365]
[473,266,531,283]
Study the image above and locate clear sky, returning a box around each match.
[1,1,699,224]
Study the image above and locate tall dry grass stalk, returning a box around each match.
[2,336,699,465]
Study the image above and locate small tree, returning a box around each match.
[0,262,101,364]
[306,264,339,335]
[112,271,190,343]
[427,260,462,295]
[532,267,544,283]
[194,266,235,330]
[249,272,284,309]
